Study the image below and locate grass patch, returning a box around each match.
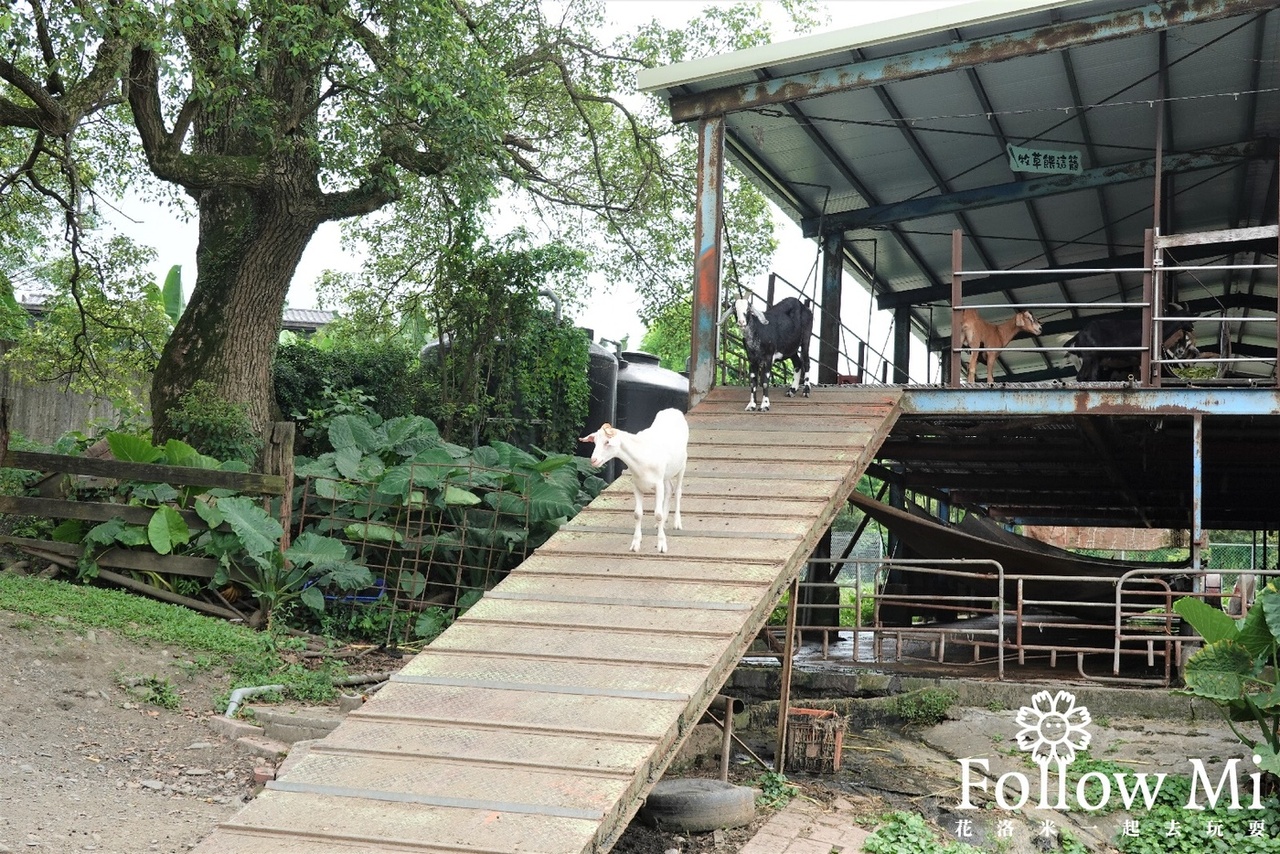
[0,573,332,709]
[894,688,958,726]
[865,811,983,853]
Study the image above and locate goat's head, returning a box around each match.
[1163,327,1200,362]
[578,422,621,468]
[1015,310,1043,336]
[733,297,768,328]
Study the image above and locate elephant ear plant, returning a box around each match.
[1175,583,1280,782]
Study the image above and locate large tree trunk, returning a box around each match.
[150,180,319,446]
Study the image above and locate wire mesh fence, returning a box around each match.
[294,459,535,649]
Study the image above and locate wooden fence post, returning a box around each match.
[263,422,296,551]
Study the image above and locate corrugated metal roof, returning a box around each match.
[641,0,1280,384]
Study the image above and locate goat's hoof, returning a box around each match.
[744,402,757,412]
[785,389,795,398]
[761,402,770,412]
[629,541,640,552]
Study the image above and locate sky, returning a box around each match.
[106,0,974,381]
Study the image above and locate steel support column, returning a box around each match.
[893,305,911,384]
[1192,413,1204,571]
[690,116,725,409]
[818,232,843,385]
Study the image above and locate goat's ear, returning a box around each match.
[579,431,597,444]
[602,424,618,438]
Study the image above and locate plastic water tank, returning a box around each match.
[614,351,689,433]
[578,339,619,469]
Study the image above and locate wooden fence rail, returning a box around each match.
[0,411,295,622]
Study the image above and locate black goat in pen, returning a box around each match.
[732,296,813,411]
[1066,303,1199,382]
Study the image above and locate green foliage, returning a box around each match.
[2,235,171,423]
[0,573,279,671]
[414,232,590,452]
[58,431,370,628]
[864,811,983,854]
[294,408,603,637]
[1116,774,1280,853]
[640,298,692,372]
[120,674,182,710]
[894,688,958,727]
[1175,583,1280,775]
[164,380,263,464]
[753,771,799,809]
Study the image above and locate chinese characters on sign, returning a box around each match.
[1007,143,1082,174]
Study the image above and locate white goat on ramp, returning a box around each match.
[579,408,688,553]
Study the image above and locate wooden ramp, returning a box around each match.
[192,386,902,854]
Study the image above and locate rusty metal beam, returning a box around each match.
[690,117,725,409]
[667,0,1277,123]
[802,139,1272,237]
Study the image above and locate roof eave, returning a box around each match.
[636,0,1086,97]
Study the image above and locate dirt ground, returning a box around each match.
[1,602,1255,854]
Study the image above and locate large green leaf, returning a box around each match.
[162,438,218,469]
[333,446,364,479]
[300,586,326,612]
[444,486,482,506]
[107,433,163,464]
[316,562,374,593]
[526,476,577,522]
[216,496,283,559]
[194,500,224,529]
[1183,640,1255,700]
[376,465,413,500]
[286,531,352,569]
[161,264,184,324]
[1173,596,1239,644]
[328,414,380,454]
[147,506,190,555]
[489,441,537,470]
[1236,600,1276,659]
[344,522,403,544]
[1261,585,1280,643]
[485,491,530,518]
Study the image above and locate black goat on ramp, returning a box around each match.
[732,296,813,411]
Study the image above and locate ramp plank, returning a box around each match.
[192,387,903,854]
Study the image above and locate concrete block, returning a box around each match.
[206,716,263,741]
[235,734,290,759]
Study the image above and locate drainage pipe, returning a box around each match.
[224,672,396,718]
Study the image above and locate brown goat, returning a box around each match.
[958,309,1043,385]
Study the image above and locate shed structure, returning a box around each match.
[638,0,1280,395]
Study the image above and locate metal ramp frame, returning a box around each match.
[192,386,902,854]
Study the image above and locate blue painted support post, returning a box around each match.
[818,232,842,385]
[1192,413,1204,572]
[949,229,963,388]
[690,116,725,409]
[1143,229,1155,386]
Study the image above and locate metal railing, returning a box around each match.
[761,557,1279,687]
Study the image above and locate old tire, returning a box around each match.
[638,779,756,833]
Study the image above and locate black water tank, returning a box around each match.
[577,339,619,472]
[615,351,689,434]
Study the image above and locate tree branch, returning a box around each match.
[126,47,265,191]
